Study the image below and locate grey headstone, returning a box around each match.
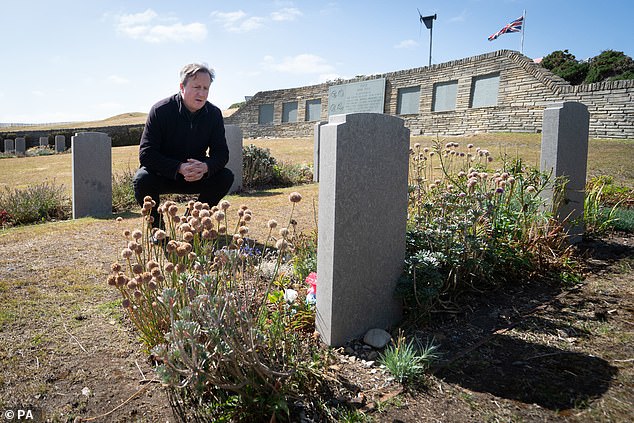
[224,124,243,193]
[55,135,66,153]
[3,139,14,154]
[71,132,112,219]
[312,121,327,182]
[316,113,409,347]
[540,102,589,243]
[15,137,26,156]
[39,136,49,147]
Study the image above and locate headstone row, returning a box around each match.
[2,135,66,154]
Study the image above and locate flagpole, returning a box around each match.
[521,9,526,54]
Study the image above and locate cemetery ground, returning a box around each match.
[0,134,633,422]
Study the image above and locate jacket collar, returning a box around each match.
[176,93,208,119]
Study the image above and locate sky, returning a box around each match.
[1,0,632,124]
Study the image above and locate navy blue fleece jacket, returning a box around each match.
[138,93,229,180]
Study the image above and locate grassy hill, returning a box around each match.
[0,112,148,133]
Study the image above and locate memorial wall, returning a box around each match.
[225,49,634,140]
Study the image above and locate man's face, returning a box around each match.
[180,72,211,113]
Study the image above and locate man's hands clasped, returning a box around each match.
[178,159,208,182]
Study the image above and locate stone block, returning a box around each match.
[55,135,66,153]
[540,102,589,243]
[15,137,26,156]
[71,132,112,219]
[224,124,243,193]
[3,139,14,154]
[39,136,49,147]
[316,113,409,346]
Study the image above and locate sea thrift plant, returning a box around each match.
[108,193,324,421]
[402,140,575,310]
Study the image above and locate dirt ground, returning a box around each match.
[0,216,632,422]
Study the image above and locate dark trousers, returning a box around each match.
[133,166,234,227]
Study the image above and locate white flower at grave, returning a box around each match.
[284,288,298,304]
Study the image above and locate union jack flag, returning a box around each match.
[488,15,523,41]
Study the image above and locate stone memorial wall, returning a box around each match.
[225,49,634,139]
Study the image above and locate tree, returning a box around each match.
[540,50,589,85]
[540,49,634,85]
[584,50,634,84]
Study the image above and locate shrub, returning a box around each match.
[0,181,70,226]
[112,168,138,212]
[242,144,277,189]
[26,146,55,157]
[108,193,326,421]
[272,162,314,187]
[401,141,577,313]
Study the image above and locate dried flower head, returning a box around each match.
[214,211,225,222]
[220,200,231,210]
[168,204,179,216]
[276,239,289,251]
[279,227,289,237]
[268,219,278,229]
[289,192,302,203]
[132,263,143,275]
[116,216,123,222]
[111,263,122,273]
[165,262,175,272]
[121,248,134,259]
[131,229,142,240]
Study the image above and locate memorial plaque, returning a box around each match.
[328,78,386,116]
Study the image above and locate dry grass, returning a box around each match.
[0,112,147,132]
[0,133,631,203]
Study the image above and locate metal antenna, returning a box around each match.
[418,10,437,67]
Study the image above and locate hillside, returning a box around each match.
[0,112,148,133]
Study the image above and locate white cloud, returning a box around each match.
[270,8,302,21]
[115,9,207,43]
[395,39,419,49]
[262,54,335,74]
[448,10,467,23]
[107,75,130,84]
[31,90,45,97]
[211,7,301,32]
[211,10,264,33]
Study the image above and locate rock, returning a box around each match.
[363,328,391,349]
